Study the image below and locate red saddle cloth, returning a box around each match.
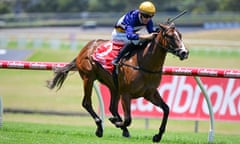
[92,41,123,73]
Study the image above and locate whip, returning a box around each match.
[167,9,188,23]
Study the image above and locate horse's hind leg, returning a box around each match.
[108,86,122,123]
[145,90,169,143]
[81,74,103,137]
[108,87,130,137]
[108,68,125,127]
[112,94,132,137]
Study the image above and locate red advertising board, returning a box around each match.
[100,76,240,121]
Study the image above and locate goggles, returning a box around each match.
[141,13,154,18]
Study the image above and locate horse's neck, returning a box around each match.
[140,39,167,70]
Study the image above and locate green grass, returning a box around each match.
[0,121,239,144]
[3,113,239,135]
[6,40,86,50]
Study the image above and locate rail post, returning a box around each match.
[194,76,214,143]
[93,82,105,129]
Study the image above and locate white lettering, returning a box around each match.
[173,77,193,113]
[202,85,223,114]
[190,85,204,113]
[131,101,137,111]
[137,98,153,112]
[238,97,240,115]
[159,76,178,109]
[220,79,240,116]
[155,105,163,113]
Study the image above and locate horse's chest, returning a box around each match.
[120,68,162,95]
[137,75,161,91]
[128,73,161,85]
[144,75,161,84]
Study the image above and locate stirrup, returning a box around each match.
[111,59,119,66]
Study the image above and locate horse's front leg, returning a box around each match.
[152,101,169,142]
[146,90,169,143]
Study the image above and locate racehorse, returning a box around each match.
[47,22,189,143]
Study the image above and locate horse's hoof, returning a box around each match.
[152,134,162,143]
[95,130,103,137]
[122,130,130,138]
[95,127,103,137]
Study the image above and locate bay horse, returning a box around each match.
[47,22,189,143]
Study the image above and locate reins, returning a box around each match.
[121,62,163,74]
[120,32,168,74]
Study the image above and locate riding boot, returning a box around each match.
[111,43,134,65]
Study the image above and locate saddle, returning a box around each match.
[91,41,123,73]
[91,40,150,73]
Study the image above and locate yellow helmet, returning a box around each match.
[139,1,156,15]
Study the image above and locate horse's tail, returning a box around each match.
[47,58,77,90]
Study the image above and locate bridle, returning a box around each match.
[154,27,181,56]
[121,26,181,74]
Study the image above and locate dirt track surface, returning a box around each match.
[0,49,32,60]
[0,26,203,41]
[0,27,112,41]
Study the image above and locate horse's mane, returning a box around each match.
[124,39,152,60]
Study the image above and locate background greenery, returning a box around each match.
[1,0,240,28]
[0,0,239,14]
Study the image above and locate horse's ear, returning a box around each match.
[159,23,166,30]
[170,22,175,28]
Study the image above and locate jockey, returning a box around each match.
[111,1,157,65]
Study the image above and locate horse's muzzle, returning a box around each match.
[178,49,189,60]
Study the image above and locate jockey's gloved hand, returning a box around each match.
[154,28,160,32]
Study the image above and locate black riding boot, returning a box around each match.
[112,43,134,65]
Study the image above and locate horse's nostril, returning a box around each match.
[178,50,188,60]
[179,51,187,57]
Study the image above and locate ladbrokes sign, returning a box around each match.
[100,76,240,121]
